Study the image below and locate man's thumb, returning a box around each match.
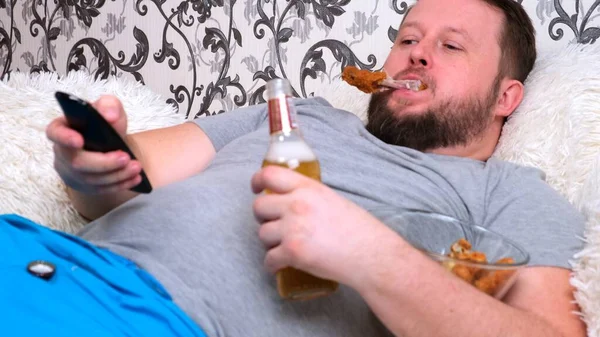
[93,95,128,136]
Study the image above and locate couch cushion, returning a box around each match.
[0,71,184,232]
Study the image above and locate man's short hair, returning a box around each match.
[481,0,537,83]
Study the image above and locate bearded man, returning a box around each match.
[2,0,585,336]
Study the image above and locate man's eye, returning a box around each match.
[444,44,461,51]
[401,39,417,45]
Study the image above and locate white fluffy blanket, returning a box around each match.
[0,42,599,335]
[493,43,600,337]
[0,71,185,232]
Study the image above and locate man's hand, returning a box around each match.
[47,95,143,195]
[251,165,398,288]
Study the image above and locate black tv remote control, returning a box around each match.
[55,91,153,194]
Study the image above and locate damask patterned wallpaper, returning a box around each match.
[0,0,598,119]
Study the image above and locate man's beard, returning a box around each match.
[365,76,501,152]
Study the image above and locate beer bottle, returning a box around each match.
[262,78,339,300]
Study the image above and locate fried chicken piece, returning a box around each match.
[452,265,476,283]
[450,238,472,257]
[341,66,388,93]
[496,257,515,265]
[473,272,499,295]
[444,238,517,296]
[467,251,488,264]
[474,269,516,295]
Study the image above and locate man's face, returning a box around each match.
[367,0,505,151]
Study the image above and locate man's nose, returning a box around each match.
[409,41,432,68]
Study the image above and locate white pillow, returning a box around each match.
[0,71,185,232]
[493,43,600,333]
[494,43,600,207]
[313,76,371,123]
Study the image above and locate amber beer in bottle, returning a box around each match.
[262,78,339,300]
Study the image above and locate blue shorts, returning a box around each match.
[0,214,207,337]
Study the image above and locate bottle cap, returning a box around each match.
[266,78,292,99]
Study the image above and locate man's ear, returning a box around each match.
[495,79,524,118]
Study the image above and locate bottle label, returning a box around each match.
[268,95,297,134]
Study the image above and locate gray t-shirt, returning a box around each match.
[78,97,584,337]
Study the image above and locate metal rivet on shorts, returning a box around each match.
[27,261,56,280]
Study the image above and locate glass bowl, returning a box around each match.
[371,209,530,299]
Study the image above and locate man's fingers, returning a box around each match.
[258,220,282,249]
[95,175,142,195]
[253,193,292,222]
[56,146,132,174]
[81,163,142,186]
[264,246,292,274]
[251,166,311,194]
[54,156,141,194]
[92,95,127,134]
[46,117,84,149]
